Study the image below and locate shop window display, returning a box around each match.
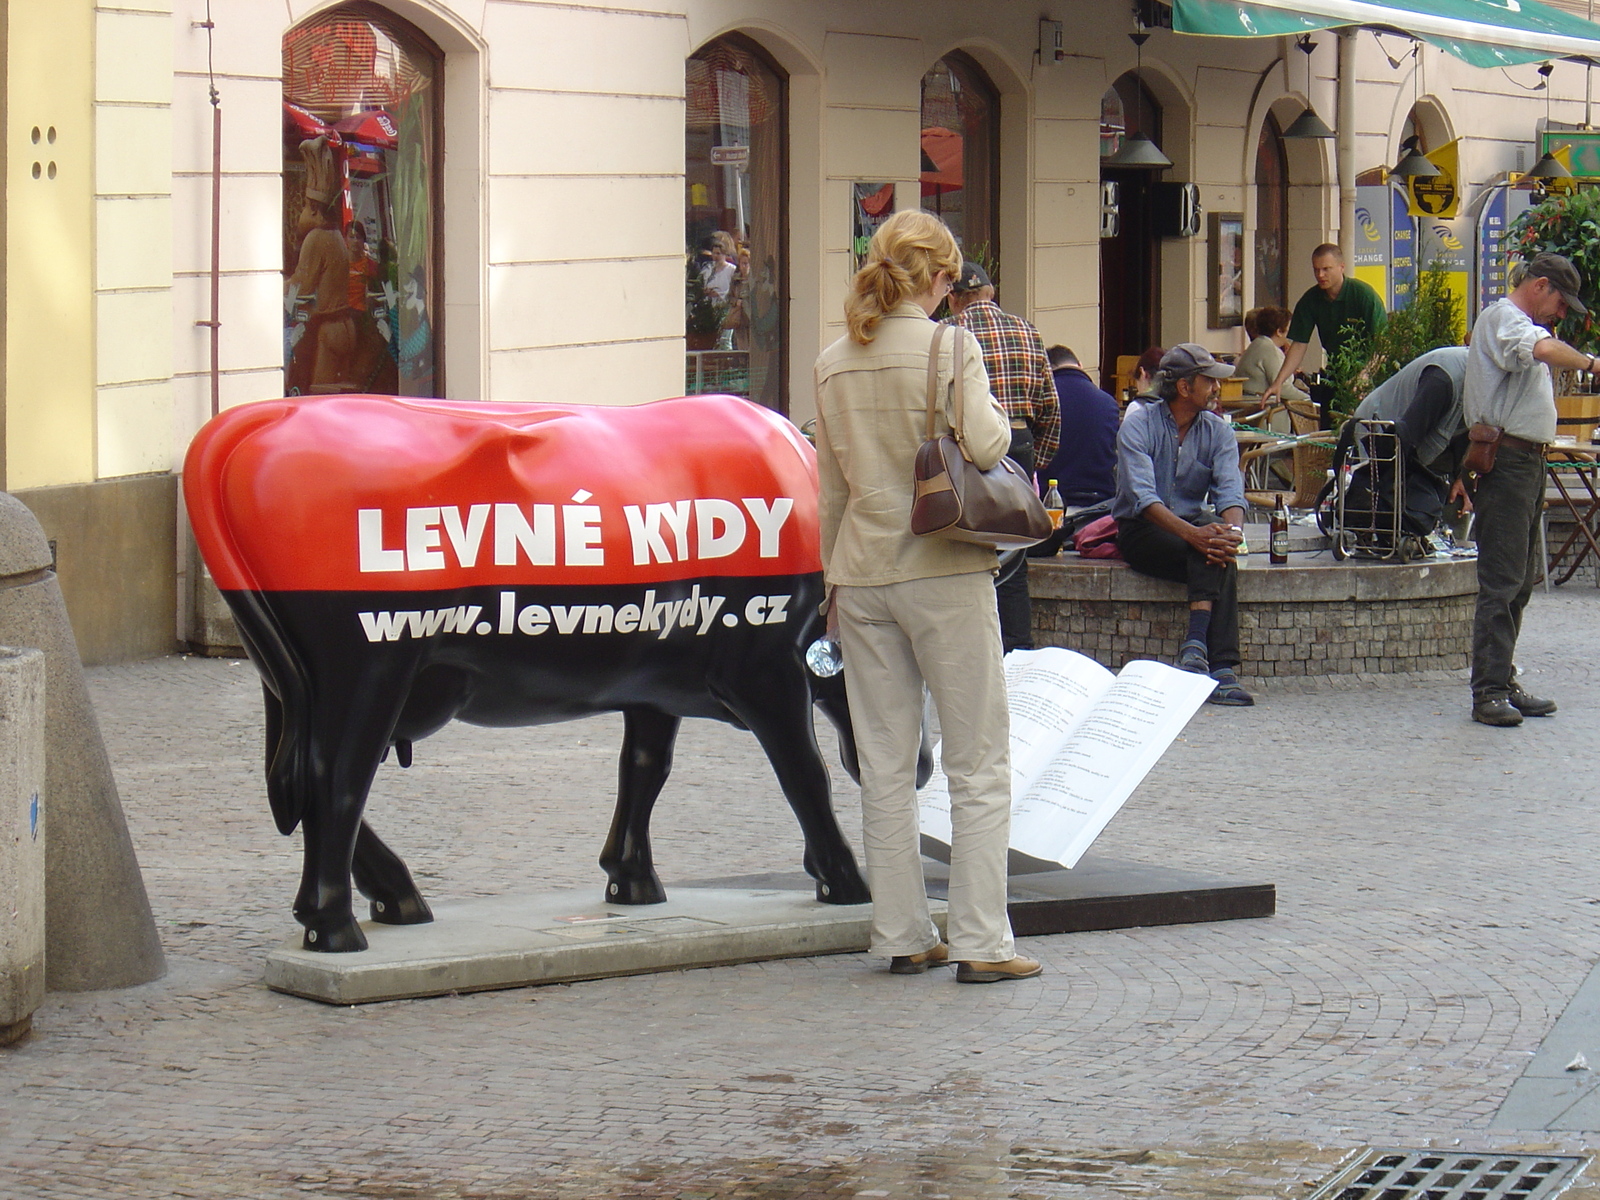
[283,5,440,397]
[685,36,787,413]
[920,54,999,258]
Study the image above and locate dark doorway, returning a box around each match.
[1098,74,1164,394]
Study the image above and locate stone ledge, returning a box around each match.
[1029,551,1475,676]
[1031,552,1478,603]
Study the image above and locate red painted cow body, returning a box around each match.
[185,393,870,952]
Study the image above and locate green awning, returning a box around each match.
[1173,0,1600,67]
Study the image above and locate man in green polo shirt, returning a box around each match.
[1261,243,1387,405]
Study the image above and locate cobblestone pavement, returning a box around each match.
[7,590,1600,1198]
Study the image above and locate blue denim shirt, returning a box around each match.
[1112,400,1246,522]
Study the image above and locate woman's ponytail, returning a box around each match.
[842,210,962,344]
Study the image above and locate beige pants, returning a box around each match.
[836,572,1016,963]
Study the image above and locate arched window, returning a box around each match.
[920,53,999,260]
[685,35,788,412]
[1255,113,1289,307]
[283,4,441,396]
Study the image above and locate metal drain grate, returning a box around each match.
[1308,1150,1588,1200]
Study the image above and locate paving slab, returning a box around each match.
[1496,955,1600,1130]
[263,886,912,1004]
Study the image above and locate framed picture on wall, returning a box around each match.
[1208,212,1245,329]
[852,182,896,272]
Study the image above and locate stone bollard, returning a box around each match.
[0,647,44,1045]
[0,494,163,991]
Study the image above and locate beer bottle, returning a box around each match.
[1269,496,1290,564]
[1043,479,1064,530]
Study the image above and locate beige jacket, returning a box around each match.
[814,301,1011,587]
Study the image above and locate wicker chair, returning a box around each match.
[1235,400,1337,512]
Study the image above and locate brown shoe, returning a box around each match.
[889,943,950,975]
[956,956,1043,983]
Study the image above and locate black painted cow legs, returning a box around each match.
[719,672,870,906]
[292,667,415,952]
[352,822,433,925]
[599,707,679,904]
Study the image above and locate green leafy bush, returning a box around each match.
[1506,186,1600,353]
[1324,262,1465,419]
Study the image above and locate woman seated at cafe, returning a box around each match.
[1237,306,1309,411]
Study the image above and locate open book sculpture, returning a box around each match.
[919,648,1216,871]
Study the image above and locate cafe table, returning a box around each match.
[1544,441,1600,586]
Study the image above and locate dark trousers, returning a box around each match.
[1469,440,1545,700]
[1116,515,1241,670]
[995,427,1035,653]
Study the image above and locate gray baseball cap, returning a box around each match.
[1159,343,1235,380]
[1525,252,1587,315]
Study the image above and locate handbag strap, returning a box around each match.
[924,323,968,444]
[924,324,946,440]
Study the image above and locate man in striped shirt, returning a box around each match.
[949,262,1061,653]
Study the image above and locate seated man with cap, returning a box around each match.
[1114,344,1253,706]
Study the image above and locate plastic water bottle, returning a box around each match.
[1043,479,1064,530]
[805,637,843,677]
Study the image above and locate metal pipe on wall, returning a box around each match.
[193,3,221,420]
[1337,28,1357,266]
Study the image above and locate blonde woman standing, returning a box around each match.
[813,210,1041,984]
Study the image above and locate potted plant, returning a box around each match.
[1507,186,1600,354]
[1507,188,1600,431]
[685,255,728,351]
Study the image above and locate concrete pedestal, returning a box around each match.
[265,887,901,1005]
[0,648,44,1045]
[264,854,1274,1005]
[0,494,164,992]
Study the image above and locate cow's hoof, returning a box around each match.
[370,892,433,925]
[301,919,368,953]
[815,876,871,906]
[604,875,667,905]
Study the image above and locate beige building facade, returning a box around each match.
[4,0,1597,661]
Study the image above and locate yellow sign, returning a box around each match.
[1406,139,1460,219]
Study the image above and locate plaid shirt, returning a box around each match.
[955,299,1060,469]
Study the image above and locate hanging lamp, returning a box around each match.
[1391,43,1440,179]
[1282,36,1334,140]
[1104,31,1172,169]
[1528,62,1573,178]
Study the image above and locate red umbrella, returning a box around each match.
[857,181,895,217]
[284,102,330,141]
[920,127,964,195]
[333,110,398,150]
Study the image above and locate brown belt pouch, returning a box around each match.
[1463,423,1502,476]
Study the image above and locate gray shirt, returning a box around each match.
[1463,297,1557,444]
[1113,399,1246,522]
[1354,346,1468,472]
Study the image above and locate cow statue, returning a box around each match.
[184,393,875,952]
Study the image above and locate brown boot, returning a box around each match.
[956,956,1042,983]
[889,943,950,975]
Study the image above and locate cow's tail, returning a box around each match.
[231,589,314,835]
[184,401,313,834]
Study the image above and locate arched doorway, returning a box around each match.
[919,52,999,264]
[1255,113,1289,308]
[1098,73,1164,393]
[282,4,442,396]
[685,34,788,413]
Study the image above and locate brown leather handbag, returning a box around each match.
[910,324,1052,550]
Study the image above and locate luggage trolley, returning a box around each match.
[1322,418,1427,563]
